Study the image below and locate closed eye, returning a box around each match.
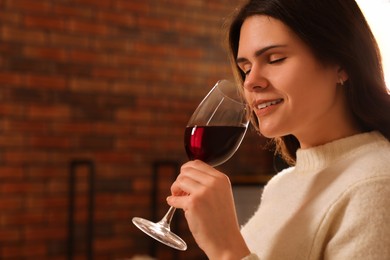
[269,57,286,64]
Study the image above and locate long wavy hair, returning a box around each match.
[227,0,390,165]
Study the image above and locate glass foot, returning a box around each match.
[132,217,187,251]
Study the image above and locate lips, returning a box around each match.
[255,99,283,110]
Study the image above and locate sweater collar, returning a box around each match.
[294,131,387,172]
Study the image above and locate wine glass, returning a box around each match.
[132,79,249,251]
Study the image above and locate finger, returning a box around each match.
[166,194,189,210]
[181,160,227,185]
[171,173,203,196]
[182,160,215,176]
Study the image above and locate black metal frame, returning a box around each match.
[68,159,95,260]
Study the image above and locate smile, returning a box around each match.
[256,99,283,110]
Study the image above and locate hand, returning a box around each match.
[167,160,250,259]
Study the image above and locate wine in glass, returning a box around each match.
[132,79,249,251]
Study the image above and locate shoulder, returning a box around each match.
[344,134,390,178]
[326,135,390,203]
[322,176,390,258]
[339,174,390,203]
[263,166,294,189]
[325,174,390,227]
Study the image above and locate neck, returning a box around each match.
[296,89,362,149]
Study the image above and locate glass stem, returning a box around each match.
[158,206,176,230]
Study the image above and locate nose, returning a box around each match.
[243,67,268,92]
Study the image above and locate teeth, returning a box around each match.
[257,99,282,109]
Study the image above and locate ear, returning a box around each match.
[337,67,349,85]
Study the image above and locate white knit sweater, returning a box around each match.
[241,131,390,260]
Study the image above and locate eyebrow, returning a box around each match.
[236,44,287,65]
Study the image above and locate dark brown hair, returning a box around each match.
[227,0,390,165]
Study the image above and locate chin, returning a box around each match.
[258,125,287,139]
[258,128,277,139]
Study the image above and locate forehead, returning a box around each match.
[237,15,300,56]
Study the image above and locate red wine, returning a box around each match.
[184,125,247,166]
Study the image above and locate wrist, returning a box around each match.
[220,248,251,260]
[208,236,251,260]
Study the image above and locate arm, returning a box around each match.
[166,160,251,260]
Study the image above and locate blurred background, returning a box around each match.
[0,0,276,259]
[2,0,387,259]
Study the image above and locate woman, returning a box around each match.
[167,0,390,259]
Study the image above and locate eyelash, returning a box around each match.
[269,57,286,64]
[242,57,286,76]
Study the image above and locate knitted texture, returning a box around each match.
[241,131,390,260]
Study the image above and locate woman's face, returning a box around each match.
[237,15,348,147]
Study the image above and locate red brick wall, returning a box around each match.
[0,0,275,259]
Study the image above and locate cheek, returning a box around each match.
[243,89,252,105]
[280,59,333,96]
[285,69,338,116]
